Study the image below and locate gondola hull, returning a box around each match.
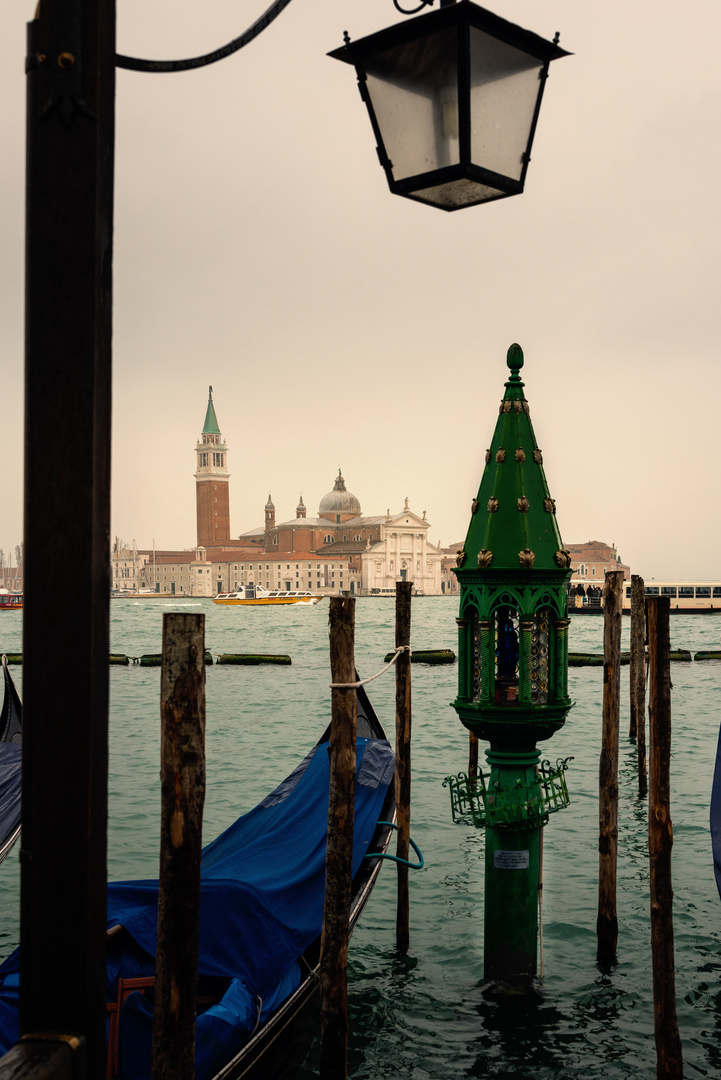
[0,656,22,866]
[0,678,395,1080]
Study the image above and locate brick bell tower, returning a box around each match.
[195,386,231,548]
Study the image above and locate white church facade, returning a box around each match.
[358,503,443,596]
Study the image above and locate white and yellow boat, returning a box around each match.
[213,584,324,606]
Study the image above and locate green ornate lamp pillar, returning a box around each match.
[444,343,574,983]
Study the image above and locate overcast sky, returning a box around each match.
[2,1,720,579]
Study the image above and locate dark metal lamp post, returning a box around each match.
[329,0,569,211]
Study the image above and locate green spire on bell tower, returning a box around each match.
[202,385,221,435]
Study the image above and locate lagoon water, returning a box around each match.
[1,599,720,1078]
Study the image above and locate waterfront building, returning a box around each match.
[134,547,354,598]
[137,546,215,596]
[440,544,463,596]
[113,392,447,596]
[111,540,140,592]
[211,552,355,596]
[566,540,630,604]
[567,539,629,583]
[239,472,444,595]
[446,537,631,599]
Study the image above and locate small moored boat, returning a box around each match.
[0,656,22,866]
[214,584,324,606]
[0,682,396,1080]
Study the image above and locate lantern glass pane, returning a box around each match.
[364,26,459,181]
[469,29,543,181]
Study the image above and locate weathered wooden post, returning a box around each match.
[319,597,357,1080]
[647,596,683,1080]
[395,580,412,953]
[152,614,207,1080]
[597,569,623,966]
[630,575,648,796]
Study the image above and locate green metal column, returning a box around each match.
[483,749,541,978]
[485,821,541,979]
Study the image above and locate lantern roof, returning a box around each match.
[329,1,569,69]
[457,344,570,576]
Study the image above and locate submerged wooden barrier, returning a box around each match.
[1,653,292,666]
[383,648,455,664]
[217,653,291,665]
[140,651,214,667]
[569,650,692,667]
[570,652,628,667]
[1,646,709,668]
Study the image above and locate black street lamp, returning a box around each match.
[14,1,569,1075]
[330,0,569,210]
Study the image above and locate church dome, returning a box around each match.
[319,469,361,519]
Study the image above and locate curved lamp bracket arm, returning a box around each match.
[393,0,434,13]
[115,0,294,73]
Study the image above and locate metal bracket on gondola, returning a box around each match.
[364,822,424,869]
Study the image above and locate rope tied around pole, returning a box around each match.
[329,645,412,689]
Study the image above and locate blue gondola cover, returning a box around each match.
[0,735,394,1079]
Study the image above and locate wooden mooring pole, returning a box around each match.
[597,570,623,966]
[647,597,683,1080]
[630,575,648,797]
[319,597,357,1080]
[395,581,412,954]
[152,614,207,1080]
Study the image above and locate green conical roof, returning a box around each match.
[458,345,570,574]
[202,385,220,435]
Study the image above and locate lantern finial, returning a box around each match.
[506,342,524,380]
